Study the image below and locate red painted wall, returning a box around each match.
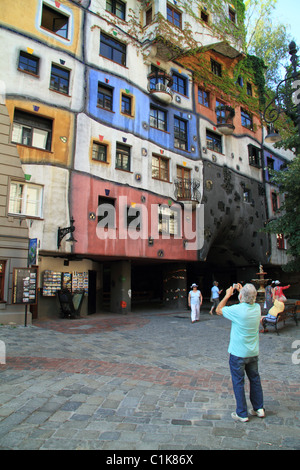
[71,172,199,261]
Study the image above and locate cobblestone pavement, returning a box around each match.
[0,306,299,451]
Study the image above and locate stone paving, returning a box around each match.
[0,306,299,451]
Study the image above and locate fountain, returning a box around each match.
[252,264,271,304]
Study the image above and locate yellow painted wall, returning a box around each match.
[6,99,74,167]
[1,0,82,57]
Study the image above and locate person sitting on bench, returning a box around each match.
[261,299,285,329]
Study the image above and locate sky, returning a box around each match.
[273,0,300,46]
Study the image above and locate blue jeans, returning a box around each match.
[229,354,264,418]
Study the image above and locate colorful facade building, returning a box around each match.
[0,0,296,323]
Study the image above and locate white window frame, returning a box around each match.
[12,122,51,150]
[12,109,53,151]
[38,0,73,44]
[8,181,43,218]
[158,205,181,236]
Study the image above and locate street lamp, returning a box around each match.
[264,124,281,144]
[57,216,77,249]
[264,41,300,149]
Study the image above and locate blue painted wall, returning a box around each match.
[88,69,199,158]
[263,149,287,182]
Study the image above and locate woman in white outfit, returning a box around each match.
[188,283,203,323]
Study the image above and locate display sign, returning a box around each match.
[42,270,62,296]
[42,270,88,296]
[28,238,38,266]
[12,267,38,305]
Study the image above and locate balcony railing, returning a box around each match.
[147,71,173,103]
[215,105,235,135]
[174,178,201,203]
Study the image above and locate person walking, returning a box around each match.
[216,283,264,422]
[264,280,274,313]
[209,281,222,315]
[188,283,202,323]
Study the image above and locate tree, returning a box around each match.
[248,19,292,89]
[264,157,300,272]
[245,0,277,50]
[245,0,294,89]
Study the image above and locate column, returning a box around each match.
[110,260,131,314]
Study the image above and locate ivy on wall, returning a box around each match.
[184,0,246,48]
[94,0,294,137]
[177,50,265,115]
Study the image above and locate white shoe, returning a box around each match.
[231,412,249,423]
[250,408,265,418]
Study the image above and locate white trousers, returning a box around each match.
[191,304,200,322]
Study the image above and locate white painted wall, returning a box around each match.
[21,165,70,252]
[0,30,85,111]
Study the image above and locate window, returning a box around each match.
[174,117,188,150]
[216,100,226,124]
[172,73,187,96]
[100,32,126,66]
[241,108,253,130]
[211,59,222,77]
[176,166,191,200]
[146,7,152,25]
[248,144,261,167]
[116,143,130,171]
[92,142,107,162]
[243,188,251,203]
[198,88,210,107]
[121,94,132,116]
[267,157,274,171]
[41,3,69,39]
[50,64,70,94]
[229,7,236,23]
[272,192,279,212]
[246,82,253,96]
[277,233,287,250]
[18,51,39,76]
[206,130,222,153]
[12,109,52,151]
[106,0,125,20]
[97,83,113,111]
[237,75,243,87]
[167,4,182,28]
[150,106,167,131]
[158,205,180,236]
[200,10,209,23]
[98,196,115,228]
[9,182,43,218]
[126,206,141,230]
[0,261,6,302]
[152,155,169,181]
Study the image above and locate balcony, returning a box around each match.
[174,178,201,204]
[147,71,173,104]
[216,105,235,135]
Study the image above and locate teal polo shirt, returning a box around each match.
[222,302,261,358]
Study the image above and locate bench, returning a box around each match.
[261,301,299,335]
[57,289,85,319]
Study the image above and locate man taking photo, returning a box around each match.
[216,283,265,422]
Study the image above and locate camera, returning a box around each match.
[232,283,239,290]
